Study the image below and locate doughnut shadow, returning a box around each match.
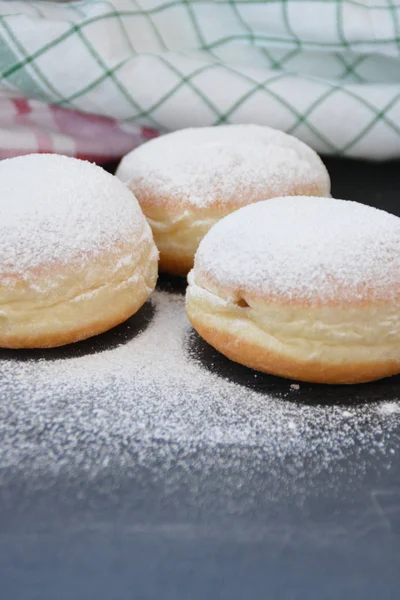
[185,328,400,406]
[156,273,187,295]
[0,299,155,362]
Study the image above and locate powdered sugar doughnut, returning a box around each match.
[116,125,330,276]
[186,196,400,384]
[0,154,158,348]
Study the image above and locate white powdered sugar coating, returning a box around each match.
[0,154,146,276]
[194,196,400,304]
[0,289,399,491]
[116,125,330,209]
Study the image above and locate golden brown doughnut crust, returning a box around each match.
[158,252,194,277]
[0,154,159,349]
[0,237,158,349]
[185,195,400,384]
[186,300,400,385]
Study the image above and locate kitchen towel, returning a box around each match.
[1,0,400,161]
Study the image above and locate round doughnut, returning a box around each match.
[0,154,158,349]
[116,125,330,276]
[186,196,400,385]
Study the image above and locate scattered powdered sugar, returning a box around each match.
[0,289,399,491]
[0,154,146,276]
[116,124,330,209]
[378,402,400,415]
[194,196,400,303]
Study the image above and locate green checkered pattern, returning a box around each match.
[1,0,400,158]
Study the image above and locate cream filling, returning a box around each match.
[187,273,400,364]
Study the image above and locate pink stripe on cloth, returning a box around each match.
[13,98,31,115]
[0,97,158,164]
